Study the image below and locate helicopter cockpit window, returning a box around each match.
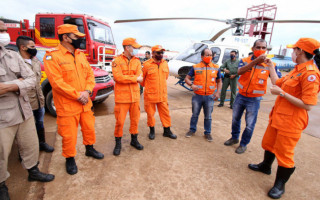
[175,43,208,64]
[210,47,221,64]
[222,48,239,63]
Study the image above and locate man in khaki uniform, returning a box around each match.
[0,21,54,200]
[17,36,54,152]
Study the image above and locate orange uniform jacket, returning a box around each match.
[112,54,142,103]
[43,44,95,116]
[193,62,219,96]
[270,60,320,135]
[141,58,169,102]
[238,56,274,97]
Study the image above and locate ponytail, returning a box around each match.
[313,49,320,70]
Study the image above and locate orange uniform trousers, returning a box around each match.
[57,110,96,158]
[114,102,140,137]
[144,101,171,128]
[262,123,300,168]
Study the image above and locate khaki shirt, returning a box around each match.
[0,46,36,129]
[23,56,45,110]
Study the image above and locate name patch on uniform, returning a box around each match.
[307,75,316,82]
[196,71,203,74]
[261,70,266,74]
[46,55,52,60]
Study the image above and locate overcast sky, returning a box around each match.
[1,0,320,54]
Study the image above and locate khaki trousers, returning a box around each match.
[0,117,39,182]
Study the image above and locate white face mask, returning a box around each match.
[131,48,139,56]
[0,33,10,46]
[291,51,298,63]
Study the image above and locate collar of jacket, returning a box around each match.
[295,59,314,71]
[121,53,139,61]
[58,43,80,56]
[0,46,12,59]
[151,58,163,64]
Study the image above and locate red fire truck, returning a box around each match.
[4,13,116,116]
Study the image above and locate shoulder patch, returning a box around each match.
[46,55,52,60]
[112,61,117,68]
[307,74,317,82]
[307,65,316,71]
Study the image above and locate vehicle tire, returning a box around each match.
[45,90,57,117]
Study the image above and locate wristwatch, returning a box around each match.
[279,92,285,97]
[85,90,92,95]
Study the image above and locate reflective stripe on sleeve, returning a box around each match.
[252,90,265,94]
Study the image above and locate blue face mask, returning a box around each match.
[131,49,139,56]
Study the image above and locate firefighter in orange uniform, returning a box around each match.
[249,38,320,199]
[141,45,177,140]
[44,24,104,175]
[112,38,144,156]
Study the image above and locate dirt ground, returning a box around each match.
[7,76,320,200]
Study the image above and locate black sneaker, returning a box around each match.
[235,145,247,154]
[224,138,239,146]
[205,134,213,142]
[218,104,224,107]
[185,131,194,138]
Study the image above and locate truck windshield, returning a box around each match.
[175,43,208,64]
[87,19,115,45]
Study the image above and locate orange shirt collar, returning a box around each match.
[58,44,80,55]
[151,58,163,64]
[295,60,314,71]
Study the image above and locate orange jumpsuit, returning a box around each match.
[44,44,96,158]
[262,60,320,168]
[112,54,142,137]
[141,58,171,127]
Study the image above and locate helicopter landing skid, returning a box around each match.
[175,79,193,91]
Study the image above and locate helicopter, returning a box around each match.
[115,17,320,90]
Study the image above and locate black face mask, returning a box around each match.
[27,48,37,57]
[155,55,163,60]
[68,36,82,49]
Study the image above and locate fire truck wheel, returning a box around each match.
[46,90,57,117]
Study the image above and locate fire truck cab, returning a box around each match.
[5,13,116,116]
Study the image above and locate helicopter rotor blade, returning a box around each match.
[115,17,227,24]
[210,26,233,42]
[257,20,320,24]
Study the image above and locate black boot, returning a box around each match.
[149,127,155,140]
[163,127,177,139]
[130,134,144,150]
[113,137,122,156]
[38,128,54,152]
[0,181,10,200]
[268,166,295,199]
[85,145,104,159]
[248,150,275,175]
[28,163,55,182]
[66,157,78,175]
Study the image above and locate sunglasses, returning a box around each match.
[155,51,164,55]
